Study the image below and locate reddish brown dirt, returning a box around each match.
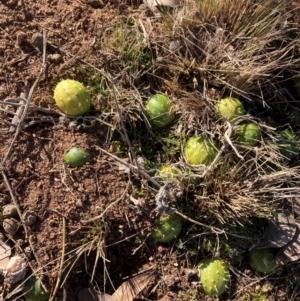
[1,0,300,300]
[0,1,191,299]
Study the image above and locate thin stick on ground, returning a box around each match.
[49,217,66,301]
[8,82,29,133]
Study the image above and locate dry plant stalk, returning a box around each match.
[158,0,299,96]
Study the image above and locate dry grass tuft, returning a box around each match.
[152,0,299,98]
[59,0,300,232]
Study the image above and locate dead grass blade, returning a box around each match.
[155,0,299,96]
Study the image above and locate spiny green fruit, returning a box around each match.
[159,164,180,181]
[199,258,230,296]
[278,129,299,160]
[184,135,219,165]
[64,147,90,167]
[235,122,261,146]
[23,276,50,301]
[146,94,174,128]
[54,79,91,116]
[249,248,277,274]
[151,213,182,242]
[216,97,245,122]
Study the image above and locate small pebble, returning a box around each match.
[31,32,44,49]
[3,256,26,284]
[261,282,273,293]
[87,0,102,8]
[75,199,84,208]
[22,210,37,226]
[16,32,26,46]
[48,53,63,64]
[3,218,19,236]
[3,205,18,218]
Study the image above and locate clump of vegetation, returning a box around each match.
[40,0,300,298]
[199,258,230,296]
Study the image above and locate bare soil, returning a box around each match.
[1,0,300,301]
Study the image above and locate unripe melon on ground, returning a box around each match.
[146,94,174,128]
[278,129,299,160]
[64,147,90,168]
[216,97,245,122]
[249,248,277,274]
[235,122,261,146]
[54,79,91,116]
[23,276,50,301]
[199,258,230,296]
[151,213,182,242]
[159,164,180,181]
[184,135,219,165]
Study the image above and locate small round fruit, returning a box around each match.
[184,135,219,165]
[199,258,230,296]
[146,94,174,128]
[64,147,90,168]
[216,97,245,122]
[23,276,50,301]
[249,248,277,274]
[151,213,182,242]
[235,122,261,146]
[159,164,180,181]
[54,79,91,116]
[278,129,299,160]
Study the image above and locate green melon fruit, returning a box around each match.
[184,135,219,165]
[23,276,50,301]
[278,129,299,160]
[54,79,91,116]
[235,122,261,146]
[249,248,277,274]
[216,97,245,122]
[151,213,182,242]
[146,94,174,128]
[64,147,90,167]
[199,258,230,296]
[159,164,180,181]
